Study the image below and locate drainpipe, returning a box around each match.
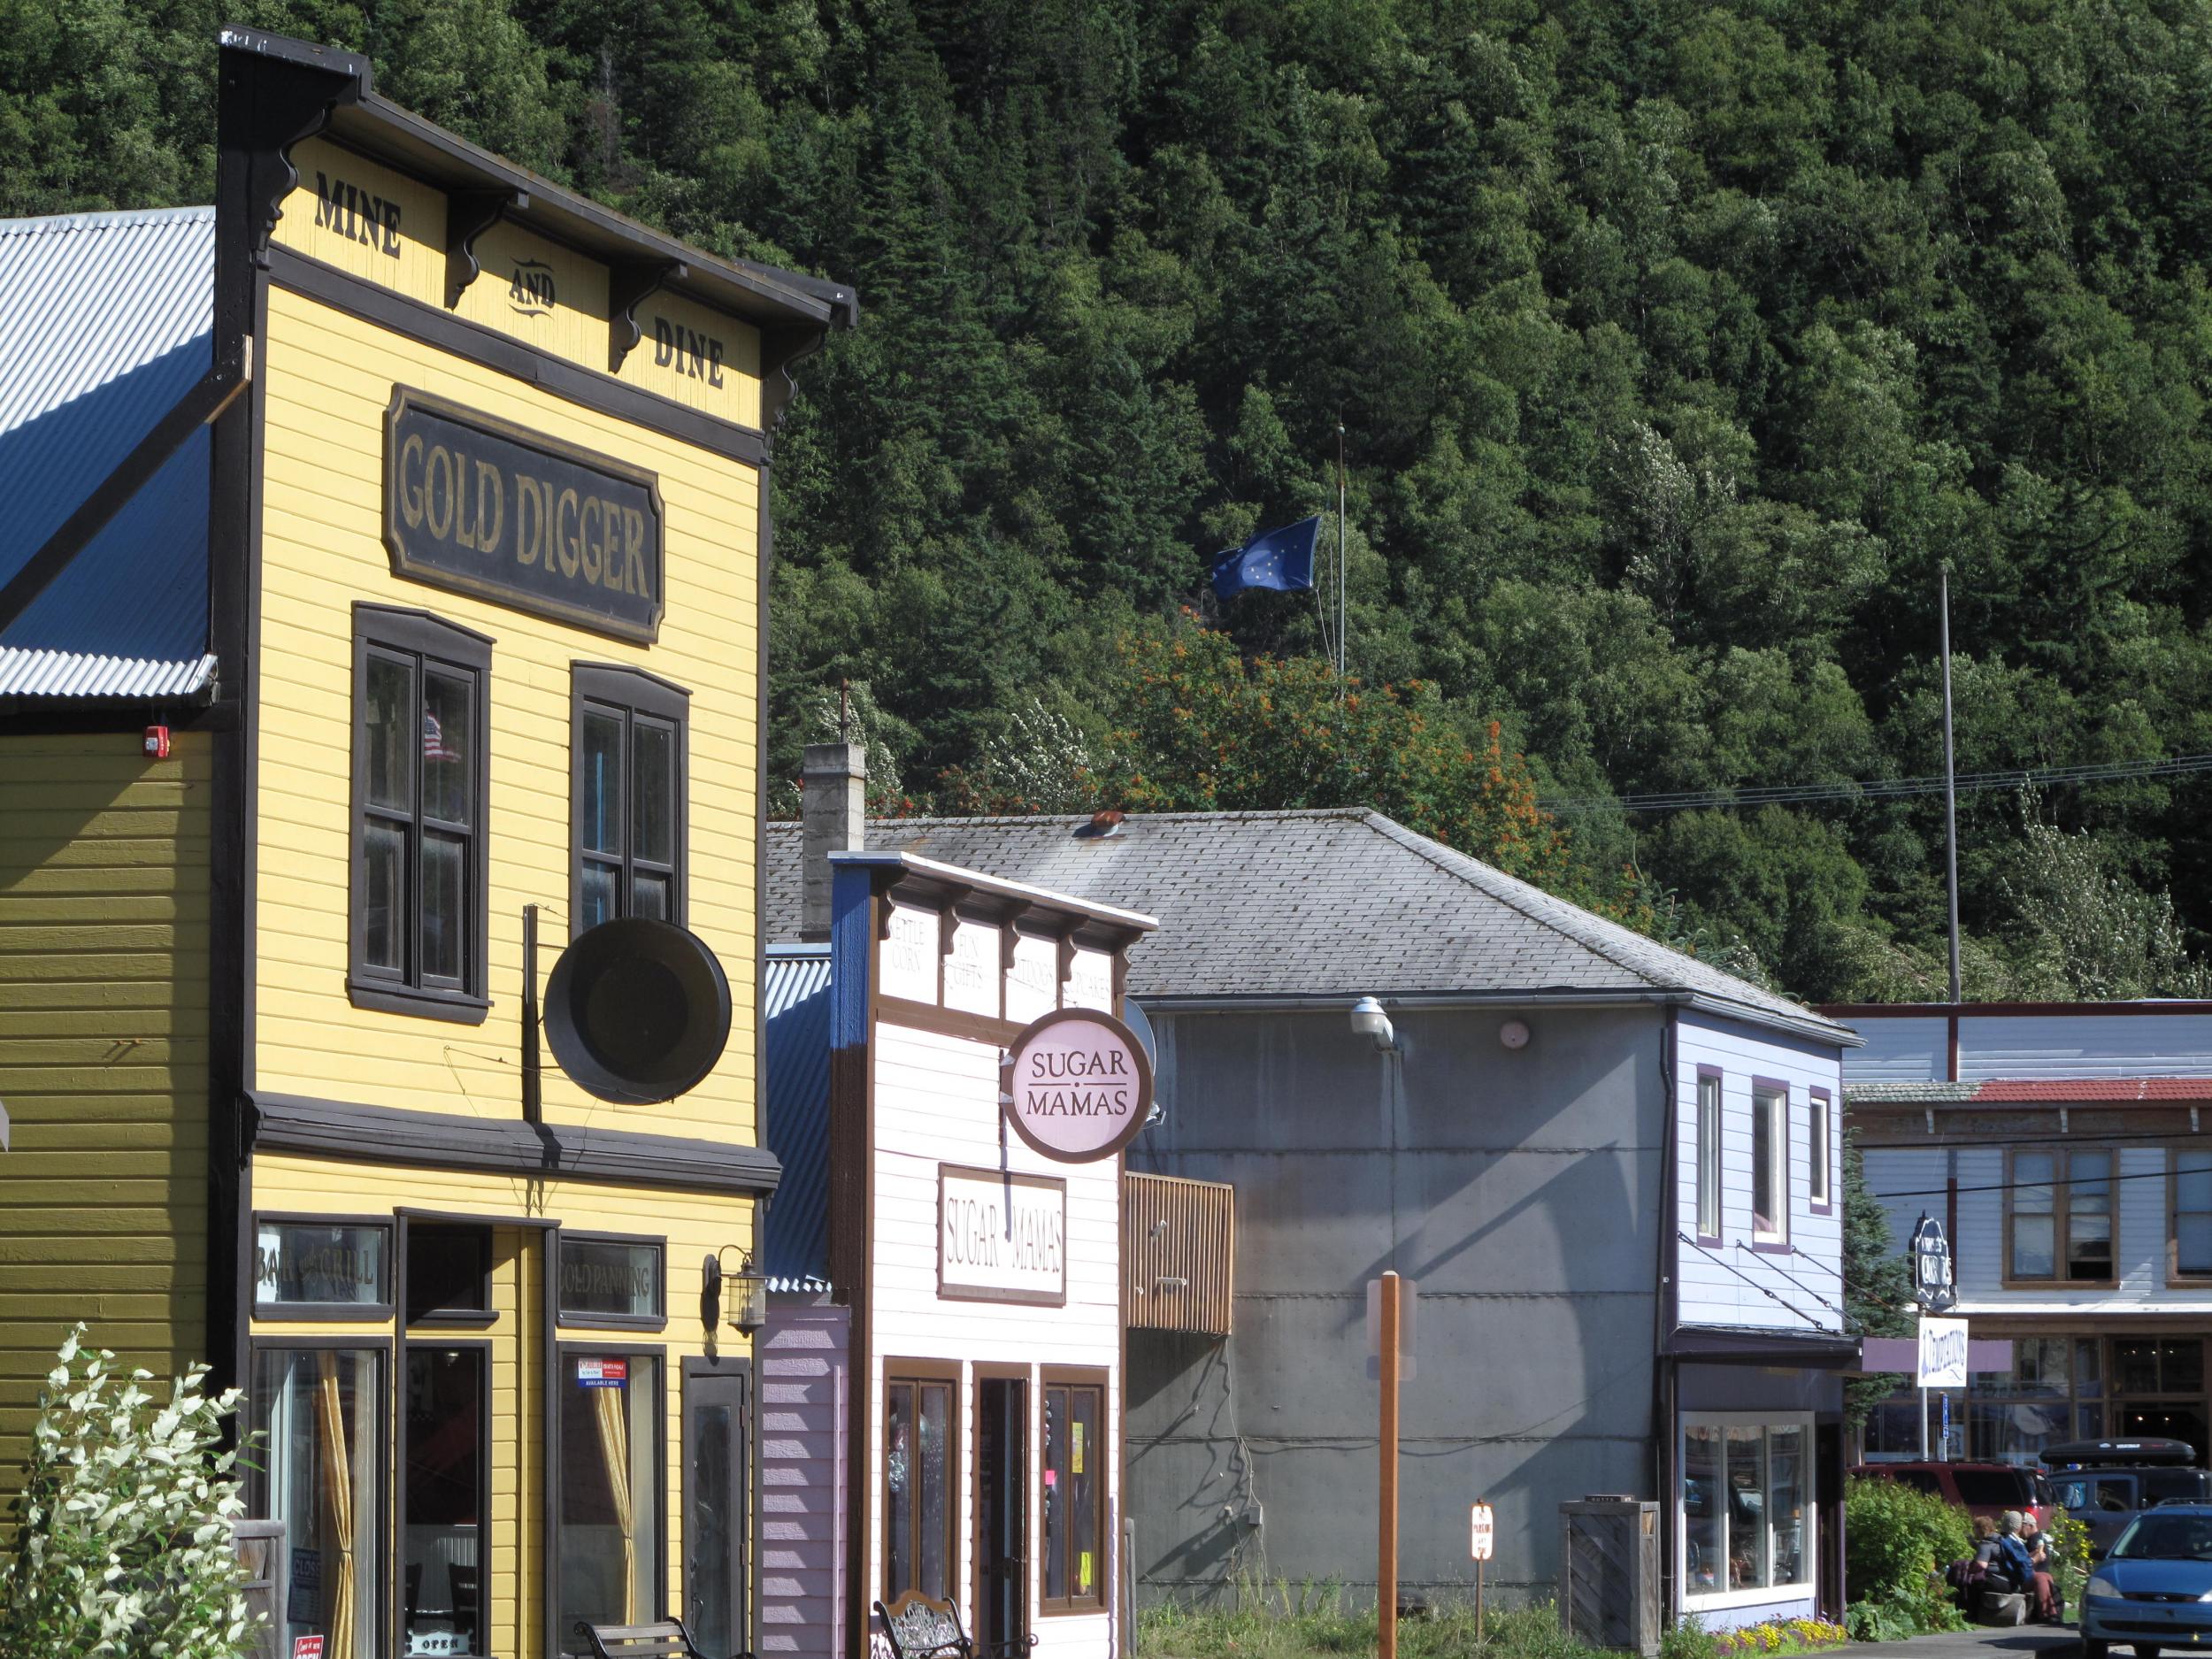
[1653,1007,1680,1625]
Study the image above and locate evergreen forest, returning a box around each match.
[9,0,2212,1002]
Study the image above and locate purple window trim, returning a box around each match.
[1752,1074,1790,1244]
[1694,1065,1725,1245]
[1809,1086,1834,1216]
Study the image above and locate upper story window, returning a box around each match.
[1809,1088,1832,1211]
[571,665,687,933]
[2172,1151,2212,1283]
[2008,1147,2114,1284]
[1752,1082,1788,1245]
[1695,1071,1722,1239]
[349,605,491,1021]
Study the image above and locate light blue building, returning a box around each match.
[766,794,1859,1631]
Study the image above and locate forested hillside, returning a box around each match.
[9,0,2212,1002]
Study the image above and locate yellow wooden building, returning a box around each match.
[0,29,852,1658]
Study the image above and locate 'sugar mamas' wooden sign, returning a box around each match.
[383,387,664,641]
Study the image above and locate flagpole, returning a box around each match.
[1336,422,1348,696]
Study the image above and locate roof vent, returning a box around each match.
[1074,808,1125,841]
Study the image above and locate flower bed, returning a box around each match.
[1712,1617,1851,1657]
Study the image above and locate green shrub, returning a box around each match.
[0,1326,261,1659]
[1841,1477,1971,1639]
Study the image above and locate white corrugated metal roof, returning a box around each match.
[0,206,213,435]
[0,648,216,700]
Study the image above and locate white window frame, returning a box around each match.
[1695,1073,1723,1238]
[1752,1083,1789,1245]
[1680,1410,1817,1611]
[1809,1090,1831,1210]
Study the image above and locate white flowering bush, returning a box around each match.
[0,1325,262,1659]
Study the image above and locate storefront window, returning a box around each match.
[885,1375,955,1603]
[403,1345,486,1655]
[558,1235,664,1325]
[255,1220,390,1314]
[1861,1335,2122,1463]
[559,1351,663,1649]
[1041,1380,1105,1612]
[1683,1417,1813,1603]
[254,1348,384,1659]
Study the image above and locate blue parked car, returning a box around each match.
[2082,1504,2212,1659]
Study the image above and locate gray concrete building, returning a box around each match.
[767,791,1861,1628]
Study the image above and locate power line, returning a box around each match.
[1541,751,2212,815]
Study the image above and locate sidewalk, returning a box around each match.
[1844,1626,2079,1659]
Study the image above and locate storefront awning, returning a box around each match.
[1669,1325,1865,1368]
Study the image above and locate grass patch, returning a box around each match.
[1136,1589,1608,1659]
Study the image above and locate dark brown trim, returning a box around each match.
[2170,1148,2212,1286]
[608,260,688,373]
[1694,1065,1724,1245]
[936,1165,1068,1308]
[1809,1087,1835,1216]
[396,1331,495,1654]
[2001,1143,2121,1290]
[347,602,494,1022]
[246,1089,783,1195]
[444,187,528,308]
[269,242,772,466]
[569,663,689,932]
[881,1365,964,1607]
[248,1210,396,1322]
[551,1339,671,1653]
[681,1352,756,1655]
[555,1229,670,1332]
[1947,1013,1961,1081]
[244,1336,394,1659]
[1035,1370,1110,1617]
[879,995,1024,1048]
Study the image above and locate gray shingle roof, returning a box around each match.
[764,808,1851,1043]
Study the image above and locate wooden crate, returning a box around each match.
[1559,1498,1660,1656]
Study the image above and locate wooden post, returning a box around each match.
[1475,1556,1484,1648]
[1379,1270,1400,1659]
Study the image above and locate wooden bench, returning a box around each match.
[873,1592,1038,1659]
[572,1618,749,1659]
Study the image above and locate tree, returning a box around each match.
[1842,1133,1914,1432]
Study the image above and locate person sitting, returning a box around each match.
[1970,1516,2016,1589]
[1996,1510,2062,1623]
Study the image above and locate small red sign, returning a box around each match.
[577,1356,628,1388]
[294,1636,326,1659]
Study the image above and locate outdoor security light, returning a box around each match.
[1350,995,1398,1053]
[706,1248,770,1337]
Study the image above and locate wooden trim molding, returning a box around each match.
[2001,1143,2120,1290]
[246,1089,781,1194]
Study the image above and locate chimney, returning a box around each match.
[800,741,866,941]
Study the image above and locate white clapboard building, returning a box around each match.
[1839,1000,2212,1462]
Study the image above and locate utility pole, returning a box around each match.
[1378,1270,1401,1659]
[1939,568,1962,1002]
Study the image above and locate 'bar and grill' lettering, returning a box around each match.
[313,172,402,257]
[385,389,664,641]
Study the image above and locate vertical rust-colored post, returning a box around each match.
[1379,1270,1401,1659]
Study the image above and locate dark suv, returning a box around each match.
[2043,1440,2212,1558]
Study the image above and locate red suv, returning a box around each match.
[1851,1461,2055,1531]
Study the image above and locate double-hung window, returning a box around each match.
[2175,1150,2212,1282]
[1809,1088,1832,1211]
[350,606,491,1020]
[2009,1148,2114,1283]
[1752,1082,1788,1245]
[571,665,687,933]
[1695,1071,1722,1239]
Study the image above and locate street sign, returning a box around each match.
[1365,1275,1417,1381]
[1917,1316,1970,1389]
[1470,1502,1495,1562]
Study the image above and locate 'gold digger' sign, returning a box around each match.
[383,387,665,641]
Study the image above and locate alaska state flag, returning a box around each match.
[1210,515,1320,599]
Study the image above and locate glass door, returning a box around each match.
[974,1378,1027,1653]
[684,1363,749,1656]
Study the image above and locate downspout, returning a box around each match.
[1652,1006,1680,1627]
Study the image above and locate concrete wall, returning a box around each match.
[1125,1002,1666,1611]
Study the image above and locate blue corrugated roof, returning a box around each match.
[764,948,833,1286]
[0,207,212,662]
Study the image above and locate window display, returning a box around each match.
[1681,1416,1813,1603]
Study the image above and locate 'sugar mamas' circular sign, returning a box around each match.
[1001,1007,1155,1163]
